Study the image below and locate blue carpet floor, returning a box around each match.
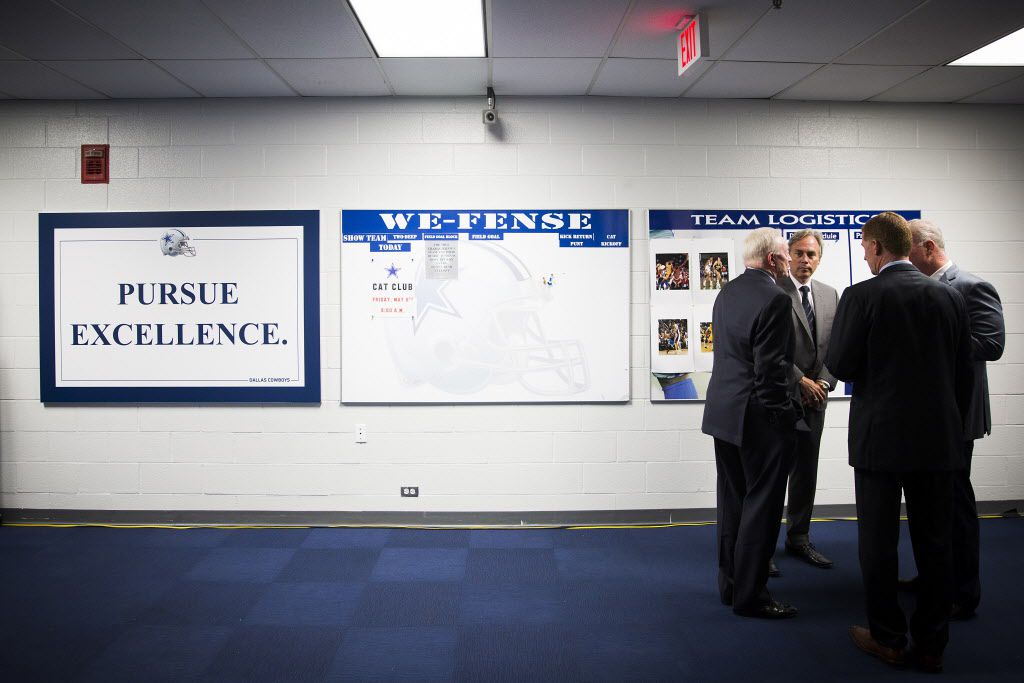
[2,518,1022,682]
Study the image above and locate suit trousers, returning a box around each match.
[854,468,953,656]
[953,440,980,612]
[715,407,795,612]
[785,405,825,544]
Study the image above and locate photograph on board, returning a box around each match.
[657,318,689,356]
[698,252,729,290]
[654,252,690,290]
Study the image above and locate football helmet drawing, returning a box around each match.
[159,229,196,257]
[385,241,589,396]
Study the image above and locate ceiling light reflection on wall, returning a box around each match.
[949,26,1024,66]
[350,0,486,57]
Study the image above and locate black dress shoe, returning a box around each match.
[768,558,781,577]
[785,541,833,568]
[910,649,943,673]
[897,576,920,592]
[849,625,907,667]
[734,599,798,619]
[950,603,976,621]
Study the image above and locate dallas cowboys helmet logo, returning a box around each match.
[160,229,196,257]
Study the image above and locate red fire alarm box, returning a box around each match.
[81,144,110,184]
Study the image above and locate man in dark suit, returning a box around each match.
[826,212,973,673]
[702,228,801,619]
[774,229,839,571]
[907,218,1005,620]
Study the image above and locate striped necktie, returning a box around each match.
[800,285,816,342]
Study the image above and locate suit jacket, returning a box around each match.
[825,261,973,472]
[779,277,839,412]
[702,268,798,446]
[941,264,1005,440]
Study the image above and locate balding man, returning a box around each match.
[906,219,1005,620]
[702,228,802,619]
[826,212,973,672]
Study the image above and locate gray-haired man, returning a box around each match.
[906,219,1005,620]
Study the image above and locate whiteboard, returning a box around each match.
[341,210,631,403]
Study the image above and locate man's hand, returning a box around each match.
[799,376,827,406]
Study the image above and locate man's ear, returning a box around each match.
[873,240,883,256]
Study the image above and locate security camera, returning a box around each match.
[483,86,498,125]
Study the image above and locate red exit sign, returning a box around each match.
[677,15,706,76]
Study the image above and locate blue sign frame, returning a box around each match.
[39,210,320,403]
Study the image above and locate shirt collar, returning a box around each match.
[931,260,954,281]
[747,267,778,284]
[790,274,811,290]
[879,258,911,273]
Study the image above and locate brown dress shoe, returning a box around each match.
[849,625,908,667]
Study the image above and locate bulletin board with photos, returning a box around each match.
[647,209,921,402]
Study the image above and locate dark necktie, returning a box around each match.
[800,285,816,342]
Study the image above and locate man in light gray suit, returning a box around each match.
[774,229,839,571]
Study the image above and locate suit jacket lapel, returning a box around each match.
[809,279,829,342]
[788,279,813,341]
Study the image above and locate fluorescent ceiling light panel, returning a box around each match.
[949,25,1024,66]
[350,0,485,57]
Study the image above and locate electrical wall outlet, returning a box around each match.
[401,486,419,497]
[355,424,367,443]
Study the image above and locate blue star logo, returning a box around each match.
[162,233,173,243]
[385,263,400,278]
[413,277,460,331]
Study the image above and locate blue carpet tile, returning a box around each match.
[2,518,1023,681]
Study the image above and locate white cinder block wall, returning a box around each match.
[1,96,1022,515]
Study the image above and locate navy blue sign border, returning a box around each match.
[39,210,320,404]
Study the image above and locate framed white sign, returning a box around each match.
[341,210,631,403]
[39,210,320,403]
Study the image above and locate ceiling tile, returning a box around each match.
[206,0,372,58]
[491,0,631,57]
[725,0,920,63]
[0,61,105,99]
[871,66,1024,102]
[381,58,487,96]
[493,59,600,95]
[59,0,252,59]
[268,59,390,96]
[610,0,694,59]
[776,64,928,101]
[838,0,1024,66]
[44,61,198,98]
[590,58,704,97]
[684,61,820,98]
[157,60,296,97]
[960,73,1024,104]
[0,0,139,59]
[611,0,768,60]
